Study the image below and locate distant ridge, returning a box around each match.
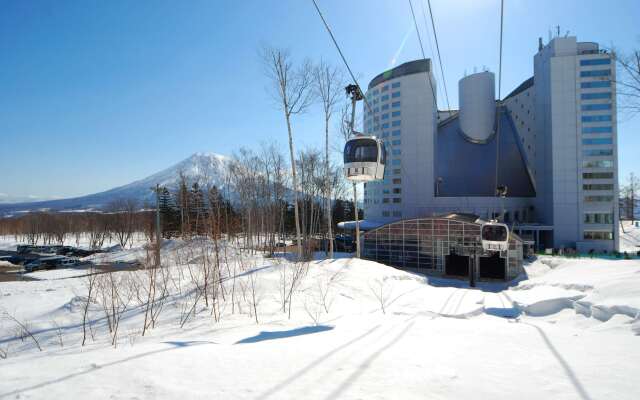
[0,153,230,216]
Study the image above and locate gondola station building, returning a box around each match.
[351,36,618,279]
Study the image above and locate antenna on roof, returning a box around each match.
[564,30,570,38]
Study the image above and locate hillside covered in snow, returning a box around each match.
[0,236,639,399]
[0,153,229,215]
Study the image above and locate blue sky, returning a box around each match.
[1,0,638,200]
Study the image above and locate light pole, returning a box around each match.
[151,185,162,267]
[346,84,363,258]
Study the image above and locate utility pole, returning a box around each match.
[154,184,161,267]
[469,242,477,288]
[496,185,508,222]
[346,84,363,258]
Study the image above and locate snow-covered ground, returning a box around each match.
[620,220,640,252]
[1,236,639,399]
[0,232,150,252]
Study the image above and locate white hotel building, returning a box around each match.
[361,36,619,252]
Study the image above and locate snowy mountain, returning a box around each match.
[0,152,230,216]
[0,194,61,204]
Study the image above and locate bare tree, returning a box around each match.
[1,310,42,351]
[82,266,98,346]
[107,198,139,248]
[369,278,393,314]
[621,172,639,222]
[245,269,262,324]
[314,61,344,258]
[262,46,314,259]
[614,48,640,117]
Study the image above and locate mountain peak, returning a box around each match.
[0,151,232,214]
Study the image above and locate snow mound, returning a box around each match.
[61,295,92,313]
[632,318,640,335]
[620,220,640,252]
[511,256,640,325]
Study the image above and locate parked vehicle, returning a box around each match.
[0,255,23,265]
[24,256,66,273]
[59,258,77,267]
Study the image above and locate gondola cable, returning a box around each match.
[408,0,439,110]
[481,0,510,252]
[425,0,451,113]
[310,0,372,118]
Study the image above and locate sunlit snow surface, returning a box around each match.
[0,228,639,399]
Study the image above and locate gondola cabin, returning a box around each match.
[481,222,510,252]
[343,136,386,182]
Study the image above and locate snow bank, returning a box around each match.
[1,240,640,399]
[620,220,640,252]
[510,256,640,324]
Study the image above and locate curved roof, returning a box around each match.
[368,59,431,89]
[435,106,536,197]
[362,216,523,243]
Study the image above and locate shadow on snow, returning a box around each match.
[235,325,334,344]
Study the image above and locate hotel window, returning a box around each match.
[391,130,401,136]
[583,231,613,240]
[582,138,613,145]
[392,159,401,165]
[392,149,401,155]
[583,160,613,168]
[392,178,401,184]
[581,114,611,122]
[392,101,401,108]
[581,92,612,100]
[381,94,389,101]
[583,172,613,179]
[382,131,389,138]
[381,104,389,110]
[393,169,401,175]
[382,85,389,92]
[580,58,611,66]
[393,198,401,203]
[584,195,614,202]
[582,126,612,134]
[393,188,401,194]
[392,211,402,217]
[582,103,611,111]
[383,198,390,204]
[381,122,389,129]
[391,91,401,98]
[391,139,401,145]
[382,211,390,217]
[392,120,401,127]
[392,82,401,88]
[581,81,611,88]
[381,113,389,120]
[583,184,614,190]
[580,69,611,77]
[392,111,401,117]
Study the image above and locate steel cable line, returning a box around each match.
[425,0,451,112]
[408,0,439,110]
[493,0,505,214]
[310,0,372,115]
